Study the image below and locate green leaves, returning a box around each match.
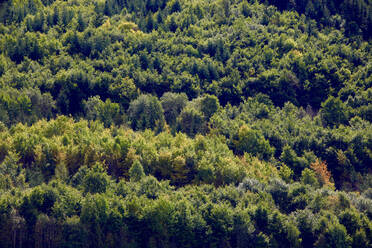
[0,0,370,246]
[82,163,111,194]
[234,125,274,160]
[321,96,349,128]
[200,94,220,121]
[128,94,165,132]
[129,160,145,182]
[160,92,188,128]
[83,96,121,127]
[0,151,26,190]
[177,107,206,137]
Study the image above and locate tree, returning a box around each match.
[128,94,165,131]
[82,163,111,194]
[108,77,139,110]
[83,96,121,127]
[280,145,304,179]
[295,210,317,248]
[301,168,319,188]
[170,0,181,13]
[0,151,26,190]
[0,55,6,76]
[310,160,334,189]
[160,92,188,127]
[320,96,348,127]
[316,221,351,248]
[200,94,220,120]
[80,194,108,247]
[77,11,87,32]
[352,229,369,248]
[169,16,178,32]
[267,179,289,212]
[129,160,145,182]
[241,1,251,17]
[176,107,206,137]
[339,210,361,236]
[234,125,274,160]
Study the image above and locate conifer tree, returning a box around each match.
[129,160,145,182]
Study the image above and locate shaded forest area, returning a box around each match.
[0,0,371,247]
[262,0,372,39]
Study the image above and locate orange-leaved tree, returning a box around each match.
[310,160,334,189]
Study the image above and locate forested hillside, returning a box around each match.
[0,0,371,246]
[262,0,372,39]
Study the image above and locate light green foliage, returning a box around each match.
[0,0,370,246]
[0,88,55,125]
[301,168,319,188]
[235,125,274,160]
[195,158,215,184]
[0,151,26,190]
[315,221,351,248]
[279,164,294,183]
[0,55,7,76]
[129,160,145,182]
[108,77,139,109]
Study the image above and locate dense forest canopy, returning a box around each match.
[261,0,372,39]
[0,0,371,246]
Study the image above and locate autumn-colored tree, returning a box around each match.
[310,160,334,189]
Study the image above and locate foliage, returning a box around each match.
[234,125,274,160]
[321,96,349,127]
[310,160,334,189]
[129,160,145,182]
[128,94,165,132]
[0,0,370,246]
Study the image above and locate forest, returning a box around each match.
[0,0,371,246]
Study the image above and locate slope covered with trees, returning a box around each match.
[0,0,371,246]
[0,117,371,247]
[261,0,372,39]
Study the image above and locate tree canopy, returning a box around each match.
[0,0,371,246]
